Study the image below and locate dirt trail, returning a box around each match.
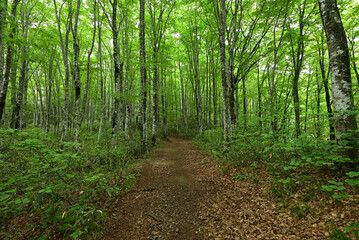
[104,138,328,239]
[104,138,207,239]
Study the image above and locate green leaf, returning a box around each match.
[346,172,359,178]
[321,185,336,191]
[0,194,11,202]
[36,234,49,240]
[343,225,353,233]
[39,188,52,194]
[283,177,291,184]
[283,166,296,171]
[1,206,9,211]
[106,188,112,197]
[70,229,83,239]
[85,173,104,182]
[66,174,75,178]
[328,180,343,185]
[332,193,349,199]
[345,179,359,186]
[24,186,34,191]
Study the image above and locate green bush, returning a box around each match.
[0,129,140,239]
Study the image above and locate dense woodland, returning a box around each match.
[1,0,359,239]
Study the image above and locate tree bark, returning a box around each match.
[124,14,131,140]
[140,0,148,153]
[0,0,21,121]
[10,55,19,129]
[290,1,306,137]
[0,0,7,90]
[243,76,247,131]
[13,2,31,130]
[71,0,81,141]
[219,0,231,142]
[97,14,105,142]
[148,0,175,145]
[54,0,71,142]
[46,53,55,133]
[110,0,123,140]
[319,0,358,161]
[211,50,218,128]
[83,0,96,126]
[179,62,188,132]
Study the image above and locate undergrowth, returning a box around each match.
[194,126,359,239]
[0,128,142,239]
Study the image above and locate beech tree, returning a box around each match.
[318,0,358,161]
[140,0,148,153]
[0,0,21,122]
[53,0,71,141]
[0,0,357,161]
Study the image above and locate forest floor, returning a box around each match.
[103,138,353,239]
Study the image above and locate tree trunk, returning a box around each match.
[71,0,81,141]
[0,0,7,90]
[290,2,306,137]
[161,67,167,139]
[10,55,19,129]
[243,76,247,131]
[83,0,96,126]
[140,0,148,153]
[179,62,188,132]
[13,4,31,130]
[219,0,231,142]
[151,51,159,145]
[21,69,29,130]
[194,45,202,135]
[315,70,322,138]
[319,0,358,161]
[111,0,123,140]
[54,0,71,142]
[257,64,264,133]
[318,34,335,141]
[212,51,217,128]
[46,53,54,133]
[304,74,312,133]
[0,0,20,120]
[124,14,131,140]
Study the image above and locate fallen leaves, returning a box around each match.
[102,139,358,240]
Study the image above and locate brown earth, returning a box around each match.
[103,138,354,239]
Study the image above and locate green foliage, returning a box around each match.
[234,174,246,181]
[193,128,225,157]
[247,174,260,184]
[271,177,300,201]
[343,222,359,240]
[290,204,311,219]
[0,129,140,239]
[330,227,351,240]
[195,127,358,225]
[327,222,359,240]
[321,171,359,199]
[345,172,359,187]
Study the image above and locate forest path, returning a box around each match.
[103,138,327,239]
[104,138,207,239]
